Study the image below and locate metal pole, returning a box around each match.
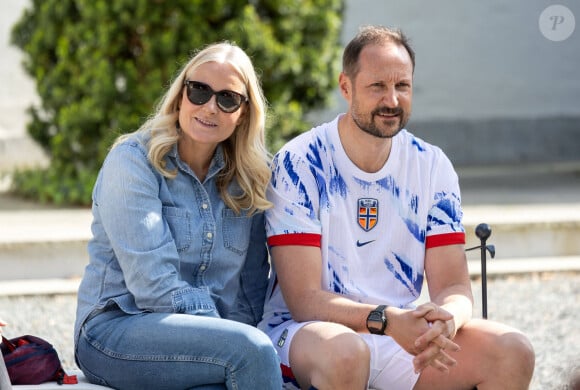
[475,223,492,319]
[480,238,488,319]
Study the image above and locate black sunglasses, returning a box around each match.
[183,80,248,113]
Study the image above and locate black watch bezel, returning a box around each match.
[366,304,388,335]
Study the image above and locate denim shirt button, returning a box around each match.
[199,265,207,272]
[202,203,208,210]
[206,232,213,240]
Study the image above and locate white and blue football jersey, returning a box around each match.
[259,115,465,333]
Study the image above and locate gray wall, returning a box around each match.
[316,0,580,166]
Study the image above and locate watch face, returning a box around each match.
[367,310,385,334]
[368,322,382,330]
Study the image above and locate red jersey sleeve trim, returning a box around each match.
[426,232,465,249]
[268,233,321,247]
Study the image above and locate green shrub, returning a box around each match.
[10,0,344,205]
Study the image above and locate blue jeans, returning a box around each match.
[76,308,282,389]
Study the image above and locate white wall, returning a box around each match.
[0,0,38,138]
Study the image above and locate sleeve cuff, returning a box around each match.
[425,232,465,249]
[267,233,321,247]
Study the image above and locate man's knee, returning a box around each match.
[291,326,370,389]
[458,320,535,384]
[498,331,535,375]
[325,332,370,371]
[312,332,370,387]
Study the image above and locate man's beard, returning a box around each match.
[352,105,409,139]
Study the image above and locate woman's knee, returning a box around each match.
[237,327,279,368]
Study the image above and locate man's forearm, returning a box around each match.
[434,291,473,337]
[286,287,376,332]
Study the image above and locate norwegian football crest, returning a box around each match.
[357,198,378,231]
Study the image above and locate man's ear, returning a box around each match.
[339,72,351,100]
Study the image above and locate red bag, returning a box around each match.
[1,335,77,385]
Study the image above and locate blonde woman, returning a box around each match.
[74,42,281,389]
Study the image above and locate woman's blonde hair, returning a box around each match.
[114,42,272,215]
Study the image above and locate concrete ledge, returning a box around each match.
[10,370,112,389]
[0,241,88,281]
[463,203,580,258]
[0,209,92,245]
[0,208,92,280]
[467,256,580,277]
[1,257,578,297]
[0,278,81,296]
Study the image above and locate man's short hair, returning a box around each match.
[342,25,416,78]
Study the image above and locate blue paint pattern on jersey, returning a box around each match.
[376,175,426,242]
[409,193,419,214]
[309,165,329,209]
[384,254,422,298]
[282,152,315,218]
[306,138,325,170]
[411,136,426,152]
[353,177,372,191]
[428,191,462,231]
[437,197,462,223]
[328,262,348,294]
[377,175,401,198]
[329,164,347,198]
[306,137,347,208]
[403,217,426,243]
[394,252,424,293]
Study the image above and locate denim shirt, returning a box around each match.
[74,131,269,346]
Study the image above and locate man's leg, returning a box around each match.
[414,319,535,390]
[288,322,370,390]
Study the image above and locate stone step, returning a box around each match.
[0,209,91,281]
[1,202,579,281]
[463,203,580,260]
[3,255,580,297]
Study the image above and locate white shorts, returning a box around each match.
[268,320,420,390]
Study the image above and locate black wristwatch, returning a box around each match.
[366,305,388,335]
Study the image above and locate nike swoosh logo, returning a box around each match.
[356,239,375,247]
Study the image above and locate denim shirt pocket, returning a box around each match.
[163,206,192,252]
[222,209,252,255]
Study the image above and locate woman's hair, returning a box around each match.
[342,25,415,79]
[114,42,272,215]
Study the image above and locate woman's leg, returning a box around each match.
[76,308,281,390]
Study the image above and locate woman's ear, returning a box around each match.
[236,106,248,126]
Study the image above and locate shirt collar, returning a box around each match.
[169,143,226,181]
